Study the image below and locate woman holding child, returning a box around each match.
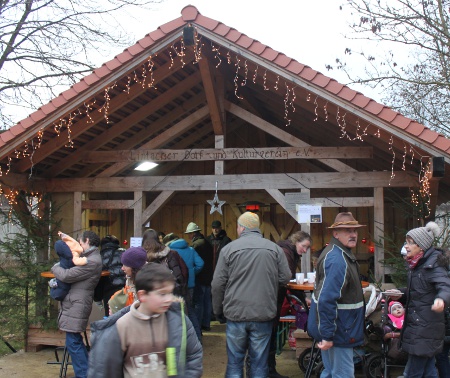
[389,222,450,378]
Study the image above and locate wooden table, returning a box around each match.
[287,280,370,291]
[41,271,110,278]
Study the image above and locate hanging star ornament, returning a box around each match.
[207,181,226,214]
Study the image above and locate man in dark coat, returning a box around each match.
[52,230,102,378]
[207,220,232,271]
[185,222,214,332]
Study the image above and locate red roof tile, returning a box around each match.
[248,41,266,55]
[72,81,90,94]
[273,54,292,68]
[105,59,122,71]
[405,121,425,136]
[196,14,219,30]
[148,28,166,42]
[258,47,277,62]
[352,94,371,108]
[285,60,305,75]
[300,67,318,81]
[391,115,411,130]
[93,66,111,79]
[325,80,344,94]
[434,136,450,152]
[138,36,155,49]
[213,23,231,36]
[338,87,358,102]
[127,43,145,57]
[419,129,439,144]
[159,18,185,34]
[181,5,199,21]
[40,103,57,115]
[61,88,78,101]
[311,74,331,88]
[236,35,254,49]
[51,96,67,108]
[364,101,385,115]
[115,51,133,64]
[378,107,398,122]
[29,110,46,123]
[0,130,15,143]
[225,29,241,42]
[9,123,26,136]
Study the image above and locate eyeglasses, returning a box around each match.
[404,241,417,246]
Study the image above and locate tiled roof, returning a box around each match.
[1,4,449,157]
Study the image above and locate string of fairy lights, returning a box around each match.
[0,26,435,220]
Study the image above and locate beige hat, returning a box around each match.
[237,212,260,229]
[184,222,201,233]
[328,212,365,229]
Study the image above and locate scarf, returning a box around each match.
[407,251,424,269]
[387,314,404,329]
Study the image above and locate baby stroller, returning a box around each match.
[300,284,383,378]
[363,292,408,378]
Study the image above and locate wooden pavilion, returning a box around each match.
[1,5,449,281]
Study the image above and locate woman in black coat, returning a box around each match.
[398,222,450,378]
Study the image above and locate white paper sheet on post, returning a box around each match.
[130,237,143,248]
[296,204,322,223]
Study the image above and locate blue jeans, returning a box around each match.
[225,320,272,378]
[66,332,88,378]
[404,354,438,378]
[320,346,354,378]
[193,284,212,328]
[436,343,450,378]
[187,288,202,342]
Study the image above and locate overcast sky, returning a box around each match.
[121,0,383,101]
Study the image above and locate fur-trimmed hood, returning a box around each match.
[146,245,170,262]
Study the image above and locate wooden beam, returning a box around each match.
[198,56,224,135]
[374,187,385,283]
[225,101,357,173]
[96,106,210,177]
[78,95,206,178]
[13,56,195,173]
[141,191,175,226]
[82,200,135,209]
[0,172,30,189]
[45,72,202,178]
[266,189,297,221]
[134,192,143,237]
[42,171,418,192]
[82,146,373,163]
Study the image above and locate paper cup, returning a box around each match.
[296,273,305,285]
[307,272,316,283]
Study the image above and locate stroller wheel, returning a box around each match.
[364,353,384,378]
[298,347,322,373]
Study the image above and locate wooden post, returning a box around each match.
[134,191,143,237]
[300,223,311,273]
[374,187,385,283]
[73,192,82,237]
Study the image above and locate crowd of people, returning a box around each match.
[48,213,450,378]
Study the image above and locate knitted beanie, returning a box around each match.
[389,301,403,314]
[406,221,440,251]
[238,211,260,229]
[121,246,147,269]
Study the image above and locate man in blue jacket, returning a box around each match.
[307,212,366,378]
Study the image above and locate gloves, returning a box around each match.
[48,278,58,288]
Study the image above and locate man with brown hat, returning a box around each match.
[212,212,291,378]
[307,212,366,378]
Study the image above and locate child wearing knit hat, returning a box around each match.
[108,246,147,314]
[49,232,87,301]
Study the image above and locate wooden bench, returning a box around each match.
[276,316,296,355]
[26,325,91,352]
